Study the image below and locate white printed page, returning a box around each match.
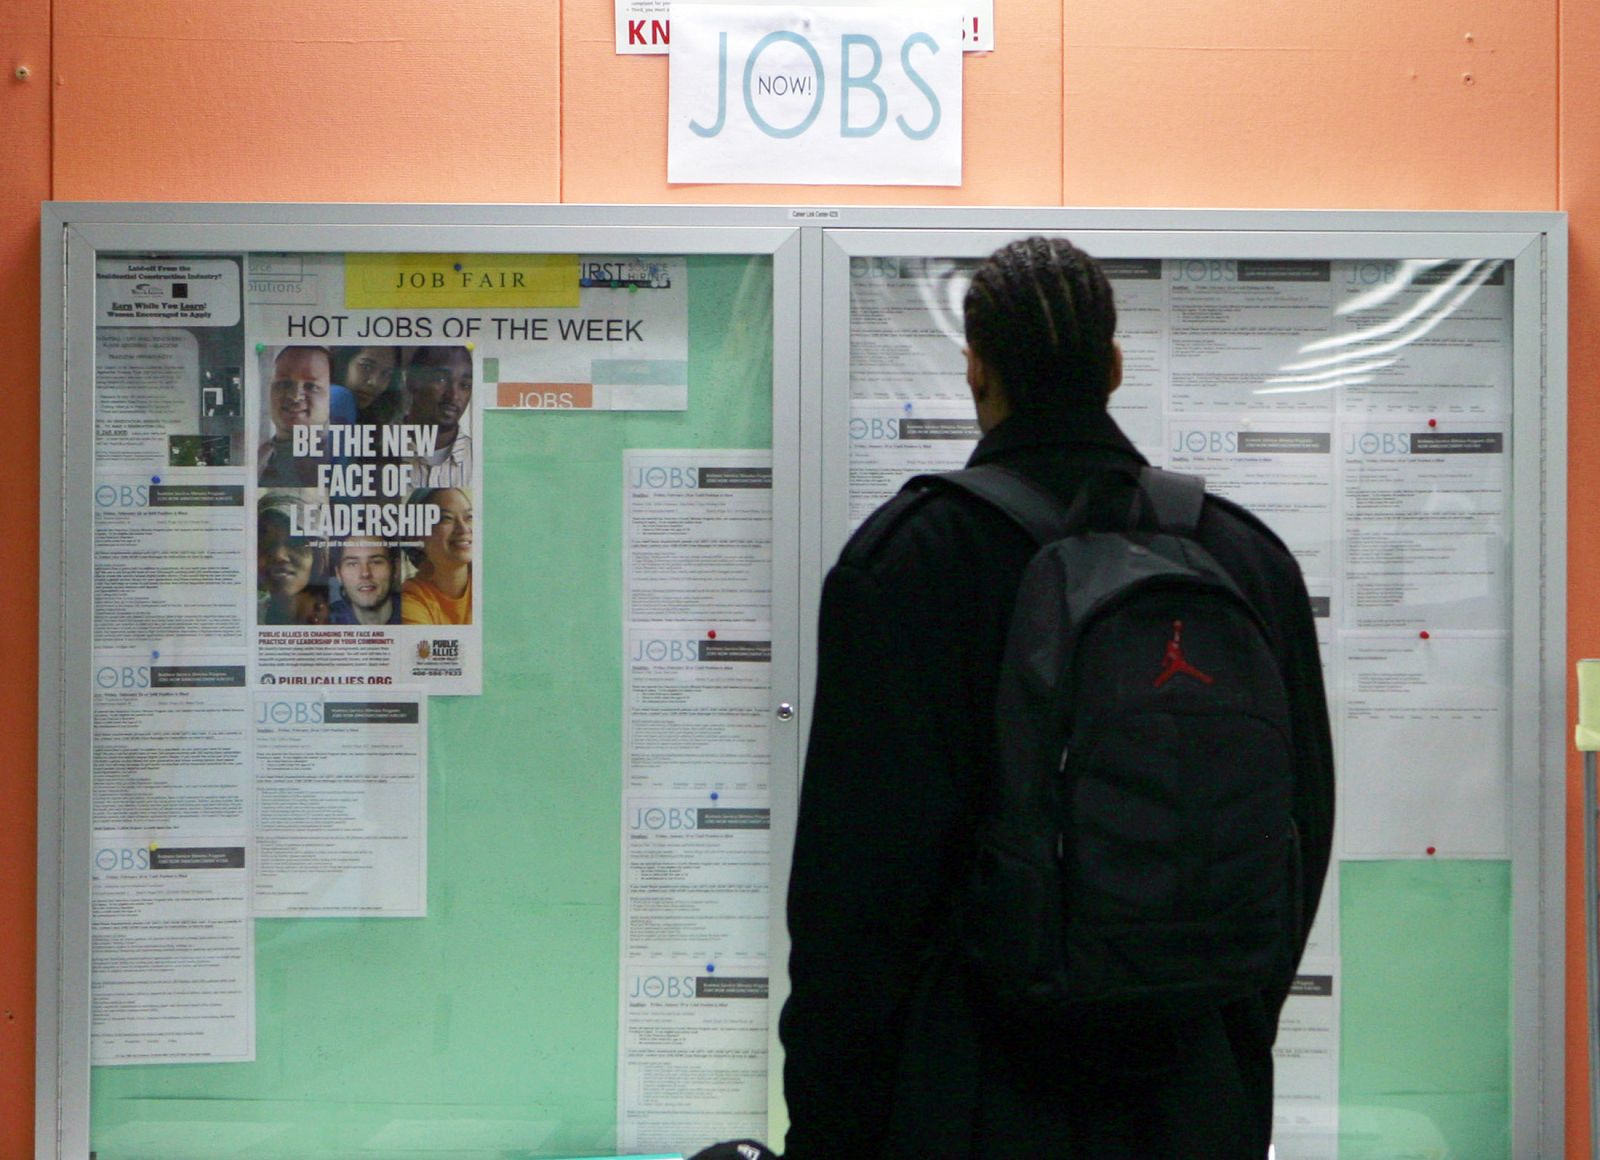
[1167,260,1338,416]
[91,655,250,838]
[1337,423,1509,631]
[848,399,979,530]
[1331,259,1512,419]
[622,799,771,964]
[848,256,972,402]
[617,965,768,1154]
[94,257,247,473]
[1272,961,1339,1160]
[93,476,251,650]
[96,329,209,465]
[624,450,774,626]
[626,628,771,796]
[1338,633,1508,857]
[251,689,428,916]
[1102,258,1167,458]
[1165,419,1335,581]
[91,837,254,1065]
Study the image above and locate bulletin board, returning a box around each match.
[38,205,1568,1160]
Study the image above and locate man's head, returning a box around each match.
[962,237,1121,431]
[405,346,473,440]
[332,536,397,619]
[268,346,333,439]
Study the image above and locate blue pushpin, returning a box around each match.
[453,263,463,272]
[151,650,160,660]
[903,401,913,414]
[706,963,716,973]
[710,791,720,802]
[150,475,161,485]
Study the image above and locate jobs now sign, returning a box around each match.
[667,4,963,186]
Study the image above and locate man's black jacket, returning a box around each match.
[780,406,1335,1159]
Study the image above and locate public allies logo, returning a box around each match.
[411,637,463,678]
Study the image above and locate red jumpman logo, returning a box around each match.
[1154,620,1213,688]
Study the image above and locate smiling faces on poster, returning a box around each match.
[401,487,474,626]
[401,347,475,489]
[260,344,475,495]
[259,346,335,487]
[269,346,332,434]
[329,536,402,626]
[258,347,476,630]
[333,345,404,425]
[257,493,328,626]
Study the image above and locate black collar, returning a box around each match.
[968,406,1147,468]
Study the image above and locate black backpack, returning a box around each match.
[917,464,1301,1029]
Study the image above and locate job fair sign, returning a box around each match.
[667,4,962,186]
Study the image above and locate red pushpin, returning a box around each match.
[707,629,717,639]
[1419,630,1431,640]
[1428,418,1438,428]
[1426,846,1437,856]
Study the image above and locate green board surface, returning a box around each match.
[90,254,774,1160]
[1339,859,1511,1160]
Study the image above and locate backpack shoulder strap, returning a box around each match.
[1138,466,1206,536]
[909,465,1073,546]
[910,464,1208,544]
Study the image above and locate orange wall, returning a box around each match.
[2,0,52,1155]
[1065,0,1557,209]
[7,0,1589,1153]
[51,1,562,202]
[1564,0,1600,1148]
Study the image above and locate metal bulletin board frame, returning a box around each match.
[38,204,1568,1158]
[805,213,1568,1159]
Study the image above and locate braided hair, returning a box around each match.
[962,236,1118,412]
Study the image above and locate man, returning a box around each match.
[403,346,474,488]
[328,536,401,626]
[259,345,334,487]
[780,238,1334,1159]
